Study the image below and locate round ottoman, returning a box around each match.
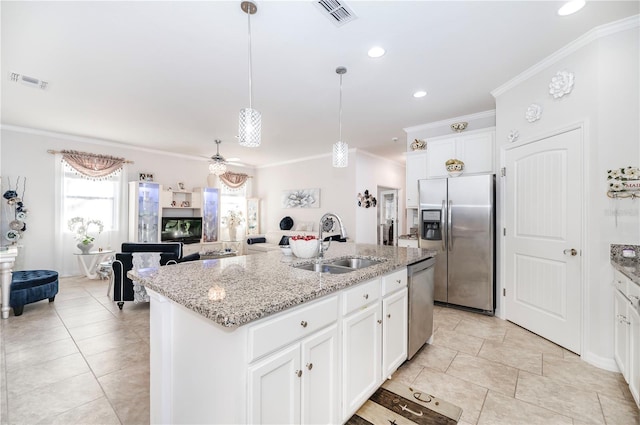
[10,270,59,316]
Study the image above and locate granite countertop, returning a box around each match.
[610,244,640,286]
[128,242,435,328]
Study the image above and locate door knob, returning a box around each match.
[563,248,577,256]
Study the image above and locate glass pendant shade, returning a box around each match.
[238,107,262,147]
[209,160,227,176]
[332,141,348,168]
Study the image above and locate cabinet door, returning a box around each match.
[458,132,494,174]
[382,287,408,378]
[248,344,301,424]
[301,325,338,425]
[614,290,629,381]
[426,139,456,178]
[406,152,428,208]
[628,305,640,405]
[342,302,381,421]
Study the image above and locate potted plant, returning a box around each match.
[68,217,104,254]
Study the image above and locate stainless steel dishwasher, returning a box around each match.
[407,256,436,360]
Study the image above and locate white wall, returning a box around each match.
[0,126,253,274]
[254,150,405,243]
[493,21,640,368]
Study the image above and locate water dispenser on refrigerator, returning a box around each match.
[422,209,442,241]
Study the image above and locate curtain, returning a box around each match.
[61,150,126,180]
[219,171,250,190]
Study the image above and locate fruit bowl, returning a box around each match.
[289,237,319,259]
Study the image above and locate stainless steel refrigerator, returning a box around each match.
[418,174,495,312]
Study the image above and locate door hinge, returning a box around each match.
[503,288,506,297]
[500,167,506,177]
[503,228,506,236]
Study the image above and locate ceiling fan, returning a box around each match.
[208,140,246,175]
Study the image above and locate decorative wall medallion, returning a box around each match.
[549,71,574,99]
[508,129,520,143]
[357,190,377,208]
[525,103,543,123]
[410,139,426,151]
[450,122,468,133]
[445,159,465,177]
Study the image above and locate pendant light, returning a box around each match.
[239,1,261,147]
[332,66,348,168]
[209,139,228,176]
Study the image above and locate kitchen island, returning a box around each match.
[129,243,435,424]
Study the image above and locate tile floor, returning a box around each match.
[0,276,638,424]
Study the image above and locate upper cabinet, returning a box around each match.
[426,129,495,179]
[405,151,428,208]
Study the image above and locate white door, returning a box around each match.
[378,189,398,246]
[248,344,301,424]
[342,302,382,420]
[504,128,582,353]
[382,288,408,378]
[301,324,338,425]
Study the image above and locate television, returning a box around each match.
[161,217,203,244]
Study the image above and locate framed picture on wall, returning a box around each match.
[281,188,320,209]
[246,198,260,235]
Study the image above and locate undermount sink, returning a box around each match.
[328,257,382,269]
[292,263,354,274]
[292,257,383,274]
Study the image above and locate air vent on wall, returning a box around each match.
[314,0,357,27]
[9,72,48,90]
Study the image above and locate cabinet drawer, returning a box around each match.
[248,295,338,362]
[343,278,380,316]
[381,268,407,296]
[614,270,628,294]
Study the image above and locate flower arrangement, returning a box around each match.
[68,217,104,244]
[221,210,245,228]
[607,166,640,192]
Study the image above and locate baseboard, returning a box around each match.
[581,351,619,372]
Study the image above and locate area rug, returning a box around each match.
[346,380,462,425]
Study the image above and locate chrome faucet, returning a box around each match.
[318,212,348,259]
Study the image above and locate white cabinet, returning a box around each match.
[426,129,495,178]
[248,325,338,425]
[613,269,640,407]
[614,289,629,380]
[247,296,339,424]
[128,181,160,242]
[406,151,428,208]
[342,301,381,420]
[382,287,408,378]
[341,269,408,421]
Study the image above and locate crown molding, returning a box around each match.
[491,14,640,98]
[403,109,496,134]
[0,124,256,170]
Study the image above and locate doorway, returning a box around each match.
[377,188,398,246]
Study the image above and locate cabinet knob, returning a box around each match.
[387,314,391,319]
[396,279,401,284]
[363,294,369,300]
[295,370,302,378]
[300,320,308,328]
[617,314,630,325]
[306,363,313,370]
[377,319,382,324]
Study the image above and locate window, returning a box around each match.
[62,170,122,233]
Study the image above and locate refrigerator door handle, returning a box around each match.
[448,200,453,251]
[441,200,446,251]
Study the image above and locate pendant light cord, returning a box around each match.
[247,10,253,109]
[339,74,343,142]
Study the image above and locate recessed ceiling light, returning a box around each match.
[413,91,427,98]
[558,0,585,16]
[367,46,385,58]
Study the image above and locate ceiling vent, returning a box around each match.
[314,0,357,27]
[9,72,48,90]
